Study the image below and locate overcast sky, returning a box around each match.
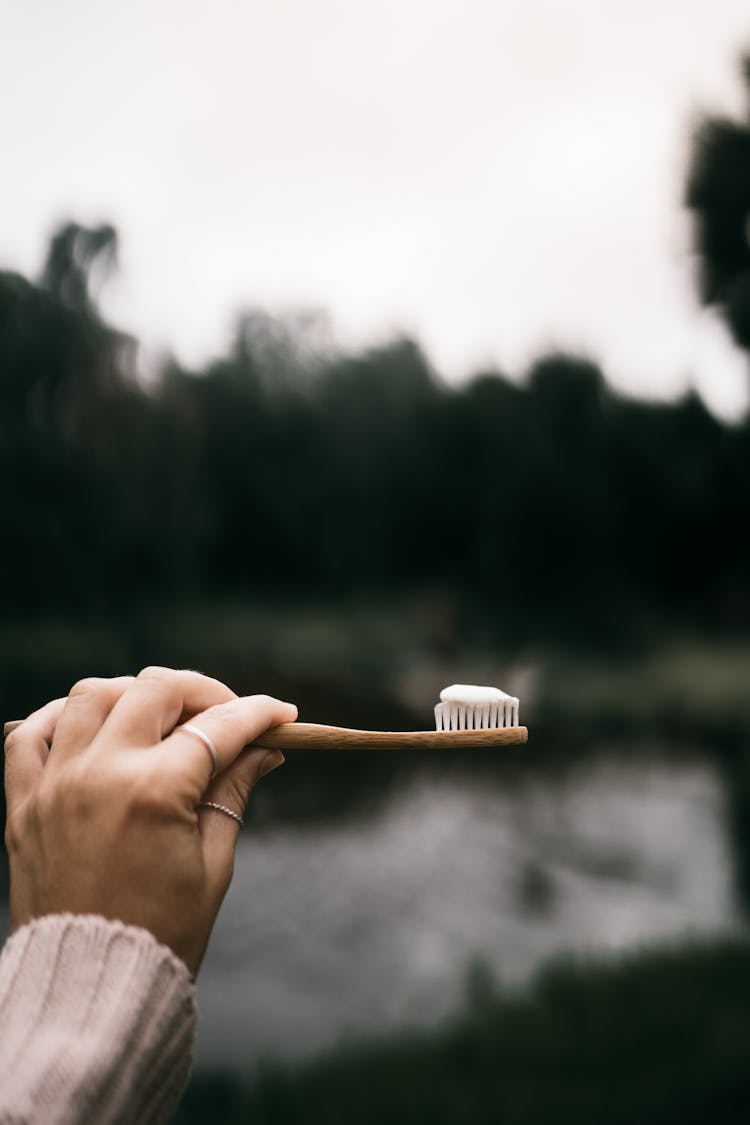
[3,0,750,417]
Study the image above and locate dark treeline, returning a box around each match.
[1,219,749,647]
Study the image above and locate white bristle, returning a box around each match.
[434,684,520,731]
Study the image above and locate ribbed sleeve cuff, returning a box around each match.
[0,914,197,1125]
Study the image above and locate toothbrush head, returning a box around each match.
[434,684,520,731]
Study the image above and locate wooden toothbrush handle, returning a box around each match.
[4,718,527,749]
[247,723,528,750]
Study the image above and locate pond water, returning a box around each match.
[195,752,742,1067]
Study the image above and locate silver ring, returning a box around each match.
[176,723,219,778]
[198,801,243,828]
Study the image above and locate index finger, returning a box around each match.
[4,698,66,817]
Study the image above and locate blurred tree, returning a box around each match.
[686,55,750,353]
[40,221,118,312]
[0,222,160,615]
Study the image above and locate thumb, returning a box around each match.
[198,744,285,896]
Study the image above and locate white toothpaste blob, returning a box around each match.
[435,684,520,730]
[440,684,506,704]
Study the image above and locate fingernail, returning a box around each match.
[259,750,285,778]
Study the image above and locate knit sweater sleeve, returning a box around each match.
[0,914,197,1125]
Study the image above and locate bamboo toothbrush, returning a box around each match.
[3,684,526,750]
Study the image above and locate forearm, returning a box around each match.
[0,914,196,1125]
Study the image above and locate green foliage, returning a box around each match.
[175,940,750,1125]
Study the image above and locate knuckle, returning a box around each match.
[131,768,163,806]
[68,677,108,701]
[136,669,184,710]
[137,666,174,683]
[39,759,103,819]
[130,764,181,818]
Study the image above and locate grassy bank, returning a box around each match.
[175,939,750,1125]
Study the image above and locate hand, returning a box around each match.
[3,668,297,974]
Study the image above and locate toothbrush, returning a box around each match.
[2,685,527,750]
